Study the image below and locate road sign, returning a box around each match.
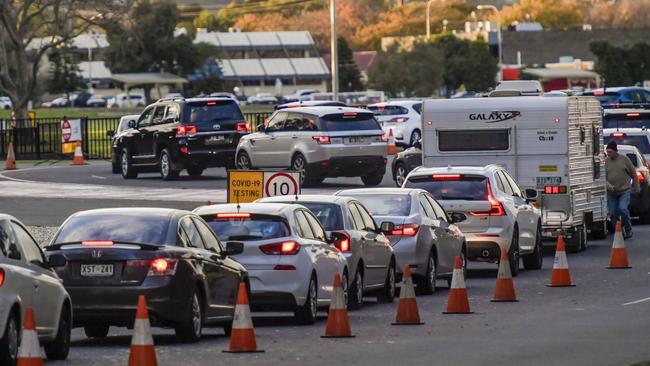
[228,170,301,203]
[264,172,300,198]
[61,119,72,142]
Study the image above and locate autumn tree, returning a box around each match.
[499,0,582,30]
[0,0,123,120]
[584,0,650,30]
[193,10,222,31]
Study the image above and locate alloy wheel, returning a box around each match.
[191,294,202,338]
[428,255,436,289]
[395,164,407,187]
[121,152,129,175]
[292,156,307,184]
[7,316,17,360]
[237,153,251,169]
[308,278,317,320]
[161,153,170,177]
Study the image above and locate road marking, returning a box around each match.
[622,297,650,306]
[91,175,107,180]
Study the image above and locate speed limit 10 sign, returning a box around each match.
[264,172,300,197]
[227,170,301,203]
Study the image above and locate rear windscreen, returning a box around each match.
[604,116,650,129]
[605,135,650,154]
[584,92,619,104]
[299,203,343,231]
[184,100,244,130]
[406,176,488,201]
[54,214,170,245]
[204,215,290,242]
[349,195,411,216]
[367,105,409,116]
[438,130,509,151]
[319,113,381,132]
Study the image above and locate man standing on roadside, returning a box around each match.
[605,140,639,239]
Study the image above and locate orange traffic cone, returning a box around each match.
[443,256,473,314]
[5,141,16,170]
[392,264,424,325]
[224,282,264,353]
[322,273,355,338]
[607,220,631,269]
[491,246,518,302]
[128,296,158,366]
[386,129,397,156]
[72,140,86,165]
[547,234,575,287]
[17,308,43,366]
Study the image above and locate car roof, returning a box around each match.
[257,194,353,204]
[617,144,641,153]
[273,106,370,116]
[604,109,650,116]
[409,165,499,176]
[586,87,648,94]
[275,101,347,110]
[193,202,298,216]
[604,128,650,134]
[368,100,421,107]
[67,207,189,219]
[335,187,422,196]
[0,213,17,221]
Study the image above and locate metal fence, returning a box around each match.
[0,112,272,160]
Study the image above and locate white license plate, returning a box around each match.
[205,135,227,145]
[81,264,114,277]
[536,176,562,186]
[346,136,369,144]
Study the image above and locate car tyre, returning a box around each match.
[0,310,19,366]
[361,174,383,186]
[522,224,544,270]
[508,228,520,277]
[175,290,203,343]
[347,268,364,310]
[291,153,312,186]
[111,153,120,174]
[394,162,407,187]
[44,307,71,360]
[236,151,252,169]
[187,166,204,177]
[84,324,109,338]
[159,148,180,181]
[120,148,138,179]
[376,261,396,303]
[417,252,437,295]
[295,274,318,325]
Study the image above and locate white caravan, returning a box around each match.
[420,93,607,251]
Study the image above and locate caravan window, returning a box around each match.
[438,130,509,151]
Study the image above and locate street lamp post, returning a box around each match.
[426,0,446,39]
[330,0,338,101]
[477,4,502,80]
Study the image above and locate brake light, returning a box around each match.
[179,146,188,154]
[594,91,605,96]
[470,181,505,216]
[611,133,625,138]
[236,121,250,132]
[207,101,217,105]
[0,268,4,287]
[637,171,645,184]
[343,112,357,117]
[389,117,409,123]
[432,174,461,181]
[177,125,197,136]
[81,240,114,247]
[332,232,351,252]
[312,136,331,144]
[627,113,640,117]
[259,241,300,255]
[148,258,178,276]
[273,265,296,270]
[391,224,419,237]
[216,213,251,219]
[381,133,388,142]
[544,186,567,194]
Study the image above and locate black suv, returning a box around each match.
[113,97,250,180]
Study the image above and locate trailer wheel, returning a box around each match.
[588,220,607,240]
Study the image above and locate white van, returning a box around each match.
[420,93,607,251]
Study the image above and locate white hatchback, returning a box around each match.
[368,100,423,147]
[193,203,349,325]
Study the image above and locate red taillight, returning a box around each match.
[180,146,189,154]
[216,213,251,219]
[81,240,114,247]
[0,268,4,287]
[207,101,217,105]
[594,91,605,96]
[627,113,640,117]
[312,136,331,144]
[637,171,645,184]
[391,224,419,237]
[177,125,197,136]
[259,241,300,255]
[343,112,357,117]
[333,232,351,252]
[236,121,250,132]
[273,265,296,270]
[611,133,625,138]
[432,174,461,181]
[543,186,567,194]
[470,181,505,216]
[148,258,178,276]
[381,133,388,142]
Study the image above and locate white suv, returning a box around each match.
[236,106,388,187]
[403,165,543,276]
[368,100,422,147]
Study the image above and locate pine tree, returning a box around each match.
[337,37,363,92]
[47,42,86,103]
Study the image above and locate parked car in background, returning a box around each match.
[367,100,423,147]
[109,114,140,173]
[616,144,650,223]
[1,214,72,364]
[108,93,146,108]
[335,188,466,294]
[45,208,247,342]
[114,97,249,180]
[283,89,319,103]
[256,195,396,310]
[275,100,347,110]
[403,165,543,275]
[70,92,92,107]
[247,93,278,105]
[41,96,69,108]
[236,106,388,187]
[194,203,349,324]
[86,95,108,108]
[0,96,12,110]
[583,87,650,109]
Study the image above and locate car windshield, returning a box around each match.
[319,112,381,131]
[299,203,343,231]
[605,135,650,154]
[53,213,171,245]
[185,100,244,129]
[204,214,290,241]
[348,194,411,216]
[406,176,488,201]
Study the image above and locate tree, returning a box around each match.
[47,42,85,102]
[0,0,121,120]
[103,0,200,102]
[500,0,582,31]
[590,40,650,86]
[193,10,222,31]
[337,37,363,92]
[464,39,499,92]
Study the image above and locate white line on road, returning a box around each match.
[622,297,650,306]
[91,175,107,180]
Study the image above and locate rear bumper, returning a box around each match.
[391,236,428,278]
[174,148,237,168]
[309,156,386,178]
[246,268,309,310]
[464,230,510,262]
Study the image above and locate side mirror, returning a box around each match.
[379,221,395,233]
[256,123,265,132]
[524,188,539,201]
[106,130,115,138]
[47,254,67,268]
[128,120,137,129]
[413,140,422,149]
[449,212,466,224]
[222,241,244,257]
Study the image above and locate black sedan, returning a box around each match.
[45,208,247,343]
[391,142,423,187]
